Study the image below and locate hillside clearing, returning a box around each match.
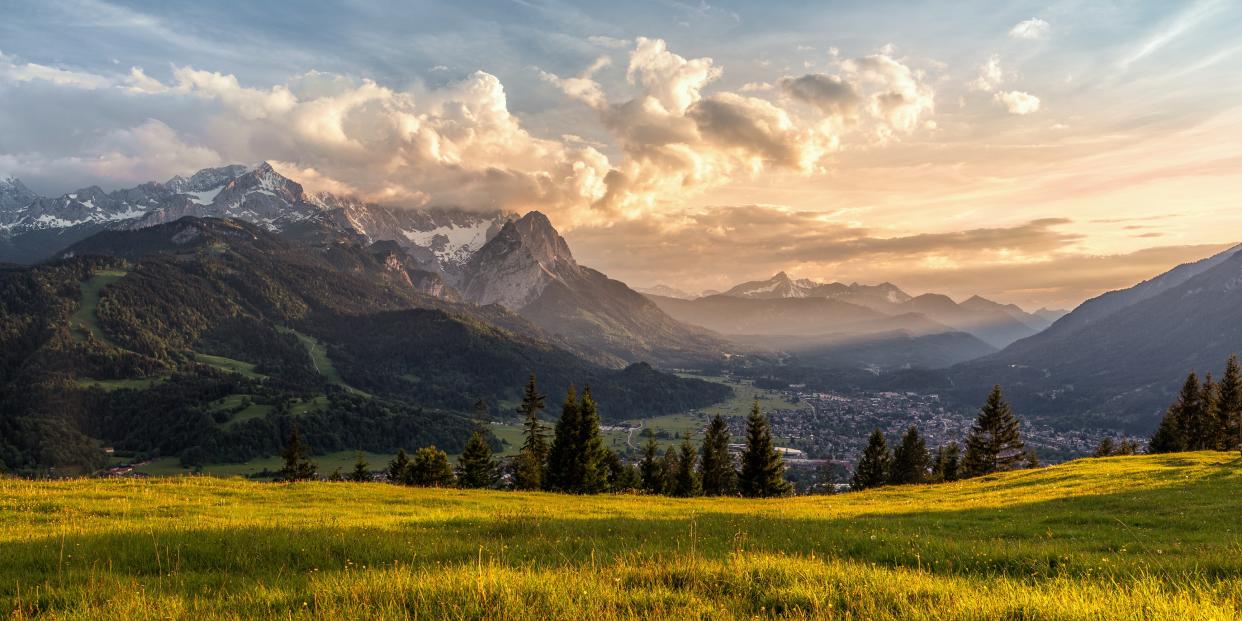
[2,452,1240,619]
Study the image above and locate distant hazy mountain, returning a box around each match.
[636,284,696,299]
[661,271,1049,358]
[722,271,911,310]
[460,212,730,367]
[951,244,1242,431]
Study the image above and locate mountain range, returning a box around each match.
[5,161,1241,460]
[945,243,1242,431]
[0,215,731,472]
[3,163,728,369]
[645,271,1067,369]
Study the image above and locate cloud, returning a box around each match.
[841,54,935,137]
[568,204,1230,308]
[1,37,939,227]
[587,35,631,49]
[0,51,113,89]
[995,90,1041,114]
[1008,18,1051,40]
[970,55,1004,92]
[779,73,860,117]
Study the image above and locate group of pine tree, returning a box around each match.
[850,385,1037,490]
[281,375,795,497]
[1149,355,1242,455]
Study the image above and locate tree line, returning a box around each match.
[1149,354,1242,455]
[280,374,796,497]
[850,385,1037,490]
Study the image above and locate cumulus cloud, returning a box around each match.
[1009,18,1051,40]
[841,54,935,137]
[0,37,937,226]
[971,55,1005,92]
[779,73,859,117]
[995,90,1041,114]
[538,39,935,215]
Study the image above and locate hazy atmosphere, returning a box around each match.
[4,0,1241,308]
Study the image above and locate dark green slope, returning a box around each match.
[0,218,730,472]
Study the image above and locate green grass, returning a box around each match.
[281,328,371,397]
[3,452,1240,619]
[193,353,265,379]
[130,451,394,478]
[72,377,163,392]
[68,270,127,345]
[622,376,799,448]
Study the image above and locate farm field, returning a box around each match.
[3,452,1240,619]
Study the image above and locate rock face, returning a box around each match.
[459,212,729,367]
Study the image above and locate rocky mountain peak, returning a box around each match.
[0,175,38,212]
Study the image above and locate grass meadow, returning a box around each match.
[2,452,1240,619]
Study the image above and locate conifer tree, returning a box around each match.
[387,448,411,484]
[1093,438,1116,457]
[962,385,1025,478]
[576,387,610,493]
[851,429,891,490]
[660,445,680,495]
[932,442,960,482]
[1025,449,1041,469]
[889,426,929,485]
[673,437,702,497]
[1220,355,1242,454]
[1172,372,1206,450]
[279,426,317,482]
[513,374,548,490]
[739,402,793,497]
[328,467,345,481]
[1195,373,1220,451]
[409,446,455,487]
[1148,408,1186,454]
[698,414,737,496]
[456,430,499,489]
[545,385,581,491]
[350,451,370,482]
[639,436,663,493]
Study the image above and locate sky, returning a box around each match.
[2,0,1241,309]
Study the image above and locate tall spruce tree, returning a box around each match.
[699,414,737,496]
[387,448,411,483]
[639,436,663,493]
[513,374,548,490]
[279,426,317,482]
[545,385,581,491]
[349,451,370,482]
[738,402,792,498]
[889,426,930,485]
[1220,355,1242,454]
[673,437,703,497]
[576,387,610,493]
[660,445,680,495]
[409,446,455,487]
[1195,373,1220,451]
[932,442,960,482]
[851,429,891,490]
[962,385,1025,478]
[1175,373,1206,450]
[1149,407,1186,454]
[456,430,499,488]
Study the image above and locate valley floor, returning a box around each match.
[2,453,1240,619]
